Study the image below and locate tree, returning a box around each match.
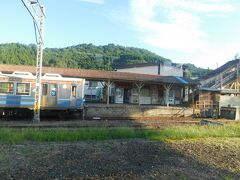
[0,43,211,77]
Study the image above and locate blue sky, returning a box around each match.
[1,0,240,68]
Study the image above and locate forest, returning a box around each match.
[0,43,211,78]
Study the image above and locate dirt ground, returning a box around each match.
[0,139,239,179]
[0,118,239,179]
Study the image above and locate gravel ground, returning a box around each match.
[0,139,239,179]
[0,118,206,128]
[171,138,240,174]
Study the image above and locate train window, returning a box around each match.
[42,84,48,96]
[16,83,30,95]
[0,82,14,94]
[72,86,77,98]
[49,84,57,96]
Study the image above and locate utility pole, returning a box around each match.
[237,59,240,93]
[21,0,45,123]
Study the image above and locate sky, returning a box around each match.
[1,0,240,69]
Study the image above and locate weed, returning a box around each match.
[0,123,239,143]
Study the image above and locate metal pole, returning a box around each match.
[21,0,45,123]
[138,87,141,106]
[237,59,240,93]
[106,80,111,105]
[33,9,44,123]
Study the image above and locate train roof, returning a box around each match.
[0,71,84,82]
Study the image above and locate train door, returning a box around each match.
[41,83,57,108]
[70,85,77,107]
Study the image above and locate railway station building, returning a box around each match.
[0,64,197,118]
[0,64,197,106]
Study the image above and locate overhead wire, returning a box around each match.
[20,0,44,44]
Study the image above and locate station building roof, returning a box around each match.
[0,64,197,86]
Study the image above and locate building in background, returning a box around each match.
[116,62,184,77]
[194,59,240,118]
[116,62,189,104]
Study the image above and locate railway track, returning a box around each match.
[0,117,200,128]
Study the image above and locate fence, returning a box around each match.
[194,100,219,118]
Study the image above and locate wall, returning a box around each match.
[85,104,193,119]
[160,65,183,77]
[220,107,240,120]
[219,95,240,107]
[117,65,183,77]
[117,66,158,75]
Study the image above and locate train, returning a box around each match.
[0,71,85,119]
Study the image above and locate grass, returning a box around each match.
[148,123,240,141]
[0,123,239,143]
[0,127,145,143]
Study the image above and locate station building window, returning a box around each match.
[16,83,31,95]
[89,81,98,88]
[0,82,14,94]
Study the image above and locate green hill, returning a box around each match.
[0,43,210,77]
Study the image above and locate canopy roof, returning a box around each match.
[0,64,198,86]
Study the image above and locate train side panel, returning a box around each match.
[0,95,34,108]
[0,72,85,116]
[0,77,35,110]
[41,78,85,110]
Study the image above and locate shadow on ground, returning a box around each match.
[0,139,239,179]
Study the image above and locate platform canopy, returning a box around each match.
[0,64,198,86]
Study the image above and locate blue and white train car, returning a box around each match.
[0,71,85,118]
